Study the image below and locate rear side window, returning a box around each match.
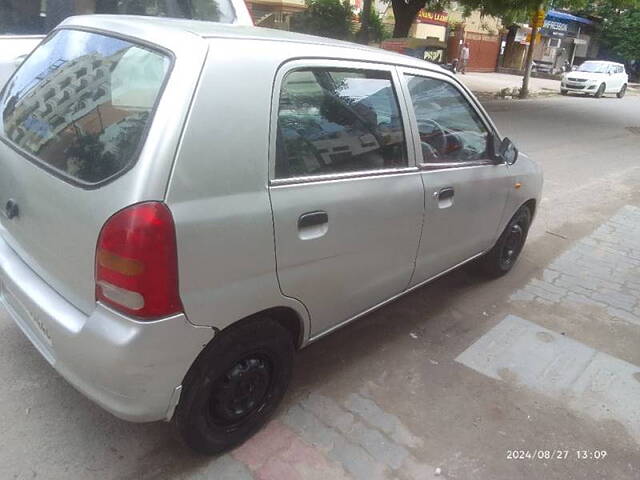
[0,29,170,185]
[276,68,407,179]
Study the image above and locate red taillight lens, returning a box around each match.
[95,202,183,320]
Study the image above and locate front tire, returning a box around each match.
[175,317,294,454]
[595,83,605,98]
[560,89,568,95]
[617,84,627,98]
[478,206,532,277]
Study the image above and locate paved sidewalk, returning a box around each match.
[458,72,560,97]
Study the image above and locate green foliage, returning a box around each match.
[360,9,391,42]
[599,6,640,61]
[290,0,355,40]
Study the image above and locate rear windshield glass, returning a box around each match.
[0,29,170,185]
[0,0,236,35]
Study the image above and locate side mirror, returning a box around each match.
[489,134,518,165]
[499,137,518,165]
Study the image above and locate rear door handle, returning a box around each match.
[297,211,329,240]
[436,187,454,201]
[434,187,454,208]
[298,211,328,229]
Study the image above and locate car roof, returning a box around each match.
[59,15,451,76]
[582,60,623,66]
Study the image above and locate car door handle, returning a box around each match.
[435,187,454,201]
[298,211,328,229]
[434,187,454,208]
[297,211,329,240]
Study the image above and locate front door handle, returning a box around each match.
[434,187,454,208]
[297,211,329,240]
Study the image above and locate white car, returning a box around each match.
[561,61,628,98]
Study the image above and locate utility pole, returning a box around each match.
[520,4,545,99]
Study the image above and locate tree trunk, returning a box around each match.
[391,0,423,38]
[357,0,372,44]
[520,4,544,99]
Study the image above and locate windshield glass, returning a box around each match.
[577,62,608,73]
[0,0,236,35]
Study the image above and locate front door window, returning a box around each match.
[405,75,489,165]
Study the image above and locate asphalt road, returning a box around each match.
[1,94,639,480]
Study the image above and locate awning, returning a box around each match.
[547,10,594,25]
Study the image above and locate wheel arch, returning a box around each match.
[522,198,537,220]
[216,306,306,350]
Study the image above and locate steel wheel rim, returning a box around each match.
[208,354,273,429]
[500,223,524,269]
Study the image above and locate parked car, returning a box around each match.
[0,15,543,453]
[0,0,253,89]
[561,60,628,98]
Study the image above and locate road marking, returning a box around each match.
[456,315,640,444]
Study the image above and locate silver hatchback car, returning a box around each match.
[0,15,542,453]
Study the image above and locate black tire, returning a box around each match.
[175,317,294,454]
[595,83,605,98]
[478,206,532,278]
[560,89,568,95]
[617,84,627,99]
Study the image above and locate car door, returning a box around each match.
[616,65,626,90]
[269,60,424,337]
[398,69,512,285]
[607,65,621,92]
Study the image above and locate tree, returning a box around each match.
[598,6,640,62]
[357,0,373,43]
[290,0,355,40]
[356,8,390,43]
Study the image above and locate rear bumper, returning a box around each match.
[0,235,214,422]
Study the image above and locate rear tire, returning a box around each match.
[175,317,294,454]
[617,84,627,98]
[595,83,605,98]
[477,206,532,278]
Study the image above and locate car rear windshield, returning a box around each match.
[0,0,236,35]
[0,29,170,185]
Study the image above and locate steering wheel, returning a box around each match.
[417,118,448,161]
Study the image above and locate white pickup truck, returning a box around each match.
[0,0,253,89]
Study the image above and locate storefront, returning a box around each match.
[501,10,596,74]
[536,10,596,71]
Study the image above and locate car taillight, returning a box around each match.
[95,202,183,320]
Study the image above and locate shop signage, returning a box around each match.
[416,11,448,25]
[540,18,579,38]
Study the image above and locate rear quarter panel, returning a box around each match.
[165,39,310,337]
[0,23,209,314]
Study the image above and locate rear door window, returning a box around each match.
[276,68,408,179]
[0,29,170,185]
